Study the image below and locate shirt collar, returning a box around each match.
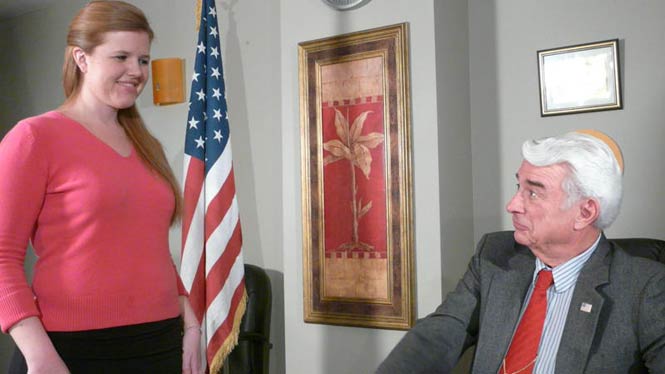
[534,233,602,293]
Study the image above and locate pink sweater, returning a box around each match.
[0,111,186,333]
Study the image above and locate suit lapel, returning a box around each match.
[554,236,611,374]
[475,243,535,373]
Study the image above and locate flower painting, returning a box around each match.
[299,23,413,329]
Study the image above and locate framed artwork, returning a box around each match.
[538,39,622,116]
[298,23,414,330]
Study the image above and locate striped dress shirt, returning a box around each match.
[518,234,601,374]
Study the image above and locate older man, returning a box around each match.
[377,131,665,373]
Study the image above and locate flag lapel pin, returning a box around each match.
[580,302,592,313]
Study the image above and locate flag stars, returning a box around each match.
[185,3,232,165]
[214,129,223,142]
[213,108,223,121]
[188,116,199,129]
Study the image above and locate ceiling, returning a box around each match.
[0,0,60,21]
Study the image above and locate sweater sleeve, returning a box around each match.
[0,122,48,332]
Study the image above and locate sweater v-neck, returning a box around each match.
[50,110,134,159]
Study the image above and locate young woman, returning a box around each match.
[0,2,201,373]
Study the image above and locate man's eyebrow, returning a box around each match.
[515,173,546,189]
[525,178,545,189]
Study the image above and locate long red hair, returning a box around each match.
[62,1,181,224]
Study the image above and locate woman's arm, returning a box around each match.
[0,123,68,373]
[0,124,49,331]
[179,295,203,374]
[9,317,69,374]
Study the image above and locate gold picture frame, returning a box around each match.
[538,39,622,116]
[299,23,414,330]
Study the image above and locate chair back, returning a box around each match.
[609,238,665,264]
[224,264,272,374]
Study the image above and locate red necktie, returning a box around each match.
[500,270,554,374]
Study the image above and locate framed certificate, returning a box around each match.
[538,39,622,116]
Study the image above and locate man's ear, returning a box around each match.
[574,197,600,230]
[72,47,88,73]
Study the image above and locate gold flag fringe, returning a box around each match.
[209,290,248,374]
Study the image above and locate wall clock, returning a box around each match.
[322,0,372,11]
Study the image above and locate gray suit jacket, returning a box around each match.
[377,231,665,373]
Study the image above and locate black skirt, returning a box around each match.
[8,317,183,374]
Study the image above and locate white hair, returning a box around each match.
[522,132,623,229]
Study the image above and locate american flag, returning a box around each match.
[180,0,246,372]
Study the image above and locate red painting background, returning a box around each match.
[322,97,387,259]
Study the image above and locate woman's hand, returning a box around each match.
[182,326,203,374]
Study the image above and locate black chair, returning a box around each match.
[222,264,272,374]
[610,238,665,263]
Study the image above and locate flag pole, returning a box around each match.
[195,0,202,32]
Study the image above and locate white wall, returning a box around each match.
[469,0,665,242]
[434,0,474,296]
[0,1,77,132]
